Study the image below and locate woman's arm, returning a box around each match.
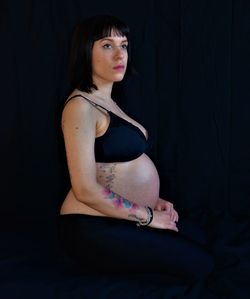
[62,98,178,231]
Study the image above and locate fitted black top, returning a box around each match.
[64,94,150,163]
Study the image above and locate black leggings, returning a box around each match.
[58,214,214,283]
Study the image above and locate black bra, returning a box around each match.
[64,94,150,163]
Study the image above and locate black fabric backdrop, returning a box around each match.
[1,0,250,298]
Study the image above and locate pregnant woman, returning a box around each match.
[59,14,214,283]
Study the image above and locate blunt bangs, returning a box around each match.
[91,17,130,42]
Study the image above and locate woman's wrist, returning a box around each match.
[136,206,153,227]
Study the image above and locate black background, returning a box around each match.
[1,0,250,298]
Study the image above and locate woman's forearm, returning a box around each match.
[75,184,148,223]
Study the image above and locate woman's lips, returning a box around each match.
[113,65,125,71]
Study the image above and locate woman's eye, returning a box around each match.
[121,44,128,49]
[103,44,112,49]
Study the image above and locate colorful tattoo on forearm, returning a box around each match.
[101,188,146,222]
[102,188,137,209]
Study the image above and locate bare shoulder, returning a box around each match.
[63,93,91,114]
[61,94,96,132]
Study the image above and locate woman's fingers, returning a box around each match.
[163,212,178,231]
[173,210,179,222]
[164,202,179,223]
[167,221,179,232]
[150,210,179,231]
[166,202,173,213]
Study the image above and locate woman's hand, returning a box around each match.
[148,210,178,232]
[154,198,179,223]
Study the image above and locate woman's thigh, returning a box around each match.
[58,214,214,283]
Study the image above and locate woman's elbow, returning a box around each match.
[71,183,99,204]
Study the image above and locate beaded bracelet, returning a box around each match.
[136,206,153,227]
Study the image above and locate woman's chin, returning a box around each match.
[113,75,125,82]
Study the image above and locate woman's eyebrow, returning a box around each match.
[100,38,128,42]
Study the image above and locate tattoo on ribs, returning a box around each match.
[98,163,117,189]
[102,188,138,211]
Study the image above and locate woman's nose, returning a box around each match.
[114,46,125,59]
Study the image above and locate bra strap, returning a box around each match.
[64,94,110,112]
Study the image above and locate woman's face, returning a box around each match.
[91,30,128,87]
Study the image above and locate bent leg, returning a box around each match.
[59,214,214,283]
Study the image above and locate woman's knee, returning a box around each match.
[186,250,215,282]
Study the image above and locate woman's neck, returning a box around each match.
[91,82,113,102]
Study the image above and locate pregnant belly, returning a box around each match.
[60,154,160,215]
[97,154,160,209]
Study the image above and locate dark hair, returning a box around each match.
[68,15,132,93]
